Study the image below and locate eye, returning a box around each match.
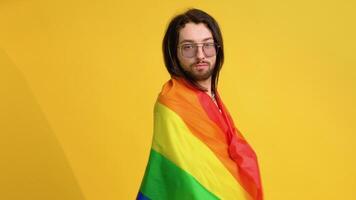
[182,44,194,50]
[204,43,215,48]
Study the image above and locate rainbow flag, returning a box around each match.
[137,77,263,200]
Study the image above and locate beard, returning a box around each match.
[185,61,214,81]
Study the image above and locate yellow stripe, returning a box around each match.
[151,102,249,200]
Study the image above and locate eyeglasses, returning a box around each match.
[178,42,220,58]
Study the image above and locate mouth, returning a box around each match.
[194,62,209,69]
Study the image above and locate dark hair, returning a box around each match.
[162,8,224,92]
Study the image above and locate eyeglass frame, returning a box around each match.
[177,42,220,58]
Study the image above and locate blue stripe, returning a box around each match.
[137,192,150,200]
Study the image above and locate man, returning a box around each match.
[137,8,263,200]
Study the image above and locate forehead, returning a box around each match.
[178,22,213,43]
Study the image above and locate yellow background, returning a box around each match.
[0,0,355,199]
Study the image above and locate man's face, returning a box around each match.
[177,22,217,81]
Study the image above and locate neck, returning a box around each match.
[197,77,213,97]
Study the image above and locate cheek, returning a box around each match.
[210,57,217,67]
[178,57,193,69]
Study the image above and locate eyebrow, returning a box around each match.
[180,37,214,44]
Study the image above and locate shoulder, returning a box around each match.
[158,78,197,103]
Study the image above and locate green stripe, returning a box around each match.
[140,149,219,200]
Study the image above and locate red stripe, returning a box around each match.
[197,88,263,200]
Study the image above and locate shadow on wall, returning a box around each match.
[0,49,85,200]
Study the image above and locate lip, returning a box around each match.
[195,63,209,67]
[194,64,208,70]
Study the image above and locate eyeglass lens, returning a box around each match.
[181,43,217,58]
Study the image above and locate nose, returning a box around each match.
[196,46,205,59]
